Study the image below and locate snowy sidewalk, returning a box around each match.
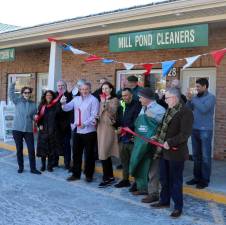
[0,148,226,225]
[1,140,226,206]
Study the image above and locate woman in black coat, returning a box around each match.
[36,90,60,172]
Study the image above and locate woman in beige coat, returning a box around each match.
[97,81,119,188]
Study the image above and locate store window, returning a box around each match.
[116,69,166,95]
[7,73,36,104]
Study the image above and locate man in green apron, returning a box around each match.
[129,88,165,195]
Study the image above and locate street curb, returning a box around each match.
[1,141,226,205]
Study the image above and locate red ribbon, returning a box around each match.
[121,127,177,151]
[35,92,63,124]
[99,93,107,101]
[78,108,82,127]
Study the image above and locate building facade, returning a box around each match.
[0,0,226,159]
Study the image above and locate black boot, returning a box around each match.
[41,157,46,171]
[47,156,53,172]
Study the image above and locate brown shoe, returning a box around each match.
[132,191,148,196]
[66,175,80,182]
[141,195,159,203]
[151,202,170,208]
[170,209,182,218]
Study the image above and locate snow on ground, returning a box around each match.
[0,149,225,225]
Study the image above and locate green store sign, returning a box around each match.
[0,48,15,62]
[109,24,208,52]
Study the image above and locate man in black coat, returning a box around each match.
[151,87,193,218]
[114,88,142,188]
[55,79,73,169]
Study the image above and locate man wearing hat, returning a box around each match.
[117,75,143,101]
[129,87,165,196]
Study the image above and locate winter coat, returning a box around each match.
[9,83,37,132]
[163,105,194,161]
[117,99,142,143]
[97,97,119,160]
[36,105,60,158]
[55,91,73,135]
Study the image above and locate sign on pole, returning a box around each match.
[0,48,15,62]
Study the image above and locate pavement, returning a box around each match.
[0,141,226,225]
[1,140,226,205]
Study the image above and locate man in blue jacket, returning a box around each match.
[186,78,216,189]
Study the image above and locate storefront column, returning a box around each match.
[48,41,62,90]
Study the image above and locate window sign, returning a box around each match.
[1,105,15,142]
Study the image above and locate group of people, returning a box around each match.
[9,75,215,218]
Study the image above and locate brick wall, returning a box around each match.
[0,24,226,159]
[0,48,50,100]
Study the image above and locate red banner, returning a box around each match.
[211,49,226,66]
[143,64,153,76]
[85,55,103,62]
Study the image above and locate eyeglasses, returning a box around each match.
[165,96,174,100]
[23,92,31,94]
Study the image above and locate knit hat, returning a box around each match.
[138,87,155,100]
[127,75,138,82]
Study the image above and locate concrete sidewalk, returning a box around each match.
[1,140,226,205]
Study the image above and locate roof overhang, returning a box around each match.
[0,0,226,49]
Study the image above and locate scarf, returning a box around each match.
[35,92,63,124]
[156,103,182,144]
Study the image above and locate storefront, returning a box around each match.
[0,0,226,159]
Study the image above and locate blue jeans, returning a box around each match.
[12,130,36,170]
[191,129,213,185]
[159,159,184,211]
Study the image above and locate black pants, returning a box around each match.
[101,157,114,181]
[12,130,36,171]
[72,132,97,178]
[41,156,54,169]
[63,130,72,168]
[53,130,71,168]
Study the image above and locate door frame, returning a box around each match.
[180,67,216,156]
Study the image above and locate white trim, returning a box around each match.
[48,42,62,91]
[0,0,226,49]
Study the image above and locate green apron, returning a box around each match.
[129,113,158,192]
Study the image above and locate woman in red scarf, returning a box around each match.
[35,90,61,172]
